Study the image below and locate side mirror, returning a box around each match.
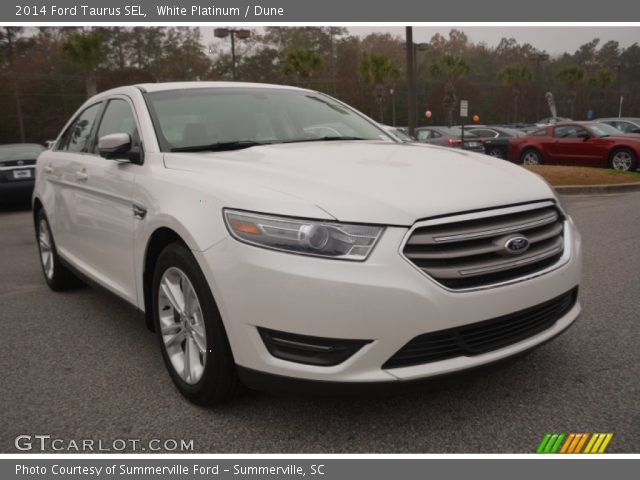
[577,132,590,140]
[98,133,143,164]
[631,128,640,134]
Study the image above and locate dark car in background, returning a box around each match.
[414,126,484,153]
[466,126,525,159]
[508,122,640,171]
[596,117,640,135]
[0,144,44,200]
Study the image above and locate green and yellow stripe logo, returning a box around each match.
[536,432,613,453]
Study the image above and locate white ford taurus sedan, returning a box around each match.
[33,82,582,404]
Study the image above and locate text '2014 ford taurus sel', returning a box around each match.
[33,82,582,404]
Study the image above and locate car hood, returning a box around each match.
[163,141,555,226]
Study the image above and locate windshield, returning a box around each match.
[588,123,625,137]
[0,144,44,161]
[145,87,391,152]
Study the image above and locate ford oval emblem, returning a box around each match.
[504,236,530,255]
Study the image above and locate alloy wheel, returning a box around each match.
[522,151,541,165]
[611,151,633,171]
[158,267,207,384]
[38,219,54,279]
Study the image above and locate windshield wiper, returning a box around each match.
[171,140,269,152]
[282,136,367,144]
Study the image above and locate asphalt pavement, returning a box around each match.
[1,193,639,453]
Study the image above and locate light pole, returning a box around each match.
[390,87,396,126]
[533,53,549,121]
[615,63,623,117]
[214,28,251,81]
[405,27,417,137]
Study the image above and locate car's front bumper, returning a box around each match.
[194,218,582,386]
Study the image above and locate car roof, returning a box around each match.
[596,117,640,122]
[135,81,308,93]
[88,81,312,103]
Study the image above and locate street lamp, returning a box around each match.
[615,63,623,117]
[532,53,549,121]
[214,28,251,81]
[405,27,417,137]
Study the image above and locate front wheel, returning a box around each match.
[609,148,637,171]
[36,209,80,291]
[152,243,242,405]
[521,149,543,165]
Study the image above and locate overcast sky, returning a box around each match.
[347,26,640,55]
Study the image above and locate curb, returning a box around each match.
[554,182,640,195]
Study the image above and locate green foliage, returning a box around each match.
[499,63,533,88]
[62,30,105,73]
[281,47,324,87]
[358,53,401,86]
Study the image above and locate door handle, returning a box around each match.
[44,165,53,174]
[75,171,89,181]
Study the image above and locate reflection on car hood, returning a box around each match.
[163,141,555,225]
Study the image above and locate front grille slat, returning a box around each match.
[403,203,566,289]
[382,288,578,369]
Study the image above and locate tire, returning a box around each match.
[36,209,80,291]
[520,149,543,165]
[488,147,505,159]
[152,243,242,405]
[608,148,637,172]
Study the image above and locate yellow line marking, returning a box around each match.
[591,433,606,453]
[584,433,598,453]
[598,433,613,453]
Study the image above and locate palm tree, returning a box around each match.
[62,30,105,98]
[588,67,616,116]
[556,65,585,119]
[429,54,470,127]
[498,63,533,123]
[282,47,323,88]
[357,53,401,123]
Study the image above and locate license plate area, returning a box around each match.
[12,169,32,179]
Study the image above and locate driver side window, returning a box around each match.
[57,103,102,153]
[92,98,141,153]
[554,126,587,138]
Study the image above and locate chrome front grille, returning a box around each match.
[402,202,566,290]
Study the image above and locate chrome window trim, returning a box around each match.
[398,201,572,293]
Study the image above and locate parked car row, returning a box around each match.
[4,115,640,206]
[386,117,640,171]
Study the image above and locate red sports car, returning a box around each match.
[508,122,640,171]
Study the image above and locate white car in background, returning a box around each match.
[33,82,582,404]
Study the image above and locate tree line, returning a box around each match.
[1,26,639,144]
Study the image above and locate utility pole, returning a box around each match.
[616,63,623,117]
[405,27,417,137]
[214,28,251,81]
[533,53,548,121]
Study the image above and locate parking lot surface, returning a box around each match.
[1,193,639,453]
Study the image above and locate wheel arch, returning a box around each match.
[32,197,43,228]
[142,227,190,331]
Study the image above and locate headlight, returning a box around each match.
[224,209,384,261]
